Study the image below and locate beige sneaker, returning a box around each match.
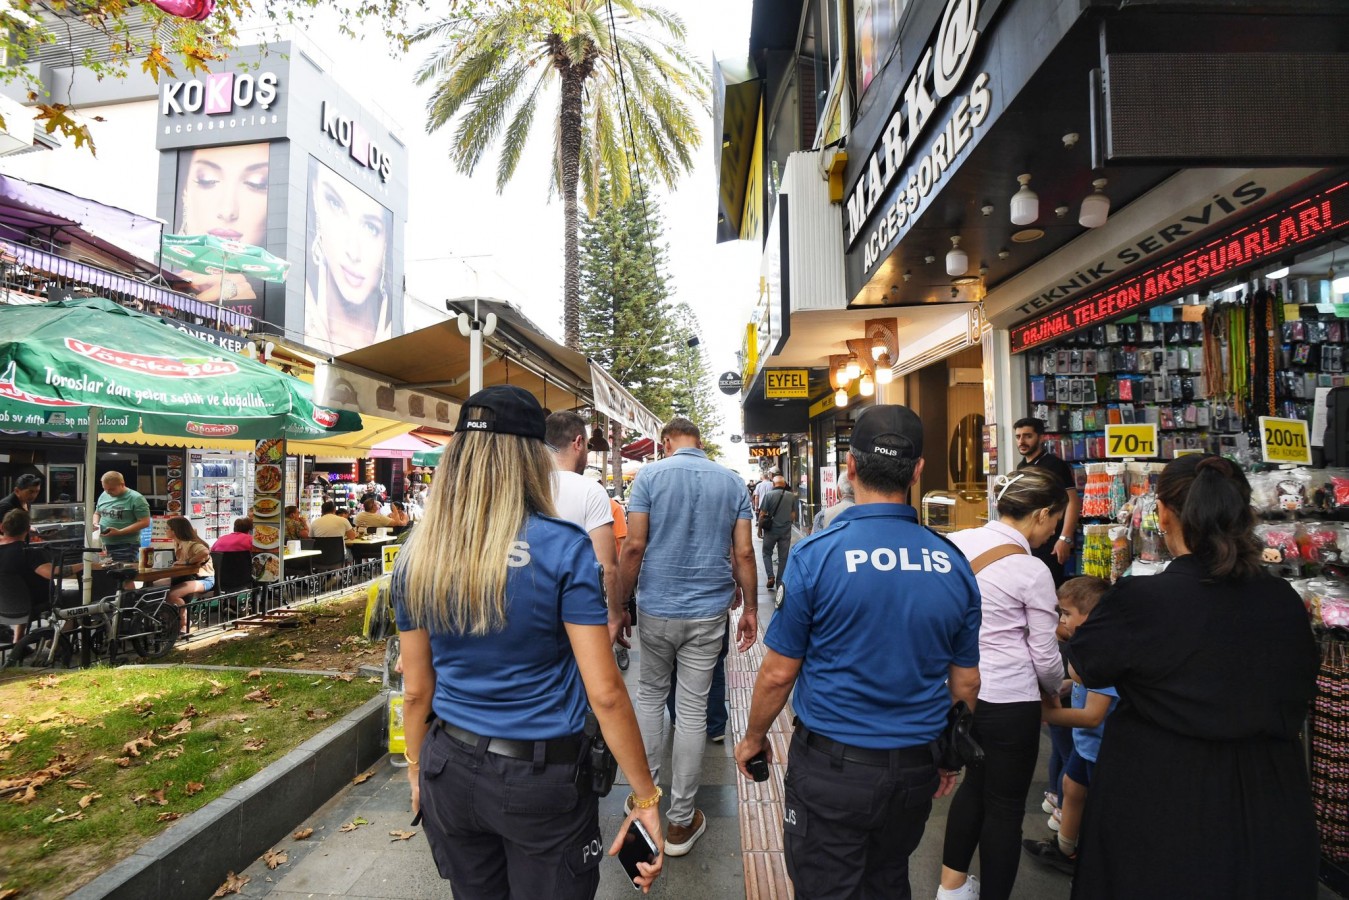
[664,809,706,857]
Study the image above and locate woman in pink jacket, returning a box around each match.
[937,469,1068,900]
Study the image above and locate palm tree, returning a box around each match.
[413,1,707,349]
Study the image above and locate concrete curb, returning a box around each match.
[68,693,388,900]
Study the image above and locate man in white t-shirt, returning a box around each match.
[752,470,775,513]
[546,411,623,644]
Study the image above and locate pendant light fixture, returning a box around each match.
[1078,177,1111,228]
[834,388,848,407]
[845,351,862,382]
[945,236,968,277]
[1010,174,1038,226]
[835,356,852,386]
[875,355,894,384]
[858,371,875,397]
[870,336,886,360]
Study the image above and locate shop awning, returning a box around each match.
[368,432,435,458]
[104,415,415,459]
[622,437,656,460]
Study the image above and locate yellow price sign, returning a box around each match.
[1259,416,1311,465]
[382,544,401,575]
[1105,423,1158,458]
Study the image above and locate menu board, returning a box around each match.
[165,454,184,517]
[252,438,285,583]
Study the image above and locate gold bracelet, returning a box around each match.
[629,786,662,809]
[405,755,419,767]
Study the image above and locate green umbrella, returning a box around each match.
[0,297,363,594]
[162,233,290,283]
[410,445,444,467]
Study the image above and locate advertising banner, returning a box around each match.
[588,362,664,441]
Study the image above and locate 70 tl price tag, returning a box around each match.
[1105,423,1158,458]
[1259,416,1311,465]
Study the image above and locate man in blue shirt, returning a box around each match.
[617,416,757,857]
[735,404,982,899]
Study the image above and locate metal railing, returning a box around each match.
[180,559,384,642]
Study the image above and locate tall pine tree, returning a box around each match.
[668,302,723,459]
[578,181,679,419]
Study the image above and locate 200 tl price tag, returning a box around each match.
[1259,416,1312,465]
[1104,423,1158,458]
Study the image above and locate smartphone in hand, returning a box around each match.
[746,750,770,782]
[617,819,658,889]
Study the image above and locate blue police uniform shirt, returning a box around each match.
[764,503,982,749]
[392,514,609,740]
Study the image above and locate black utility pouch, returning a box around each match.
[581,710,618,796]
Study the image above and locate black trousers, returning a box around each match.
[418,723,602,899]
[940,700,1043,900]
[783,729,940,900]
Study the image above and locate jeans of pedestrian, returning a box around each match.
[636,611,726,827]
[762,527,791,584]
[666,618,730,738]
[1046,723,1073,802]
[940,700,1043,900]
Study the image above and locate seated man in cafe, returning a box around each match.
[211,518,254,553]
[0,509,80,640]
[311,501,357,540]
[353,497,393,530]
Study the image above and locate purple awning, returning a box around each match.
[0,239,252,330]
[0,174,163,264]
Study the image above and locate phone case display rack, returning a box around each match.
[330,481,359,514]
[188,452,254,543]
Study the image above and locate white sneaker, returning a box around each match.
[1041,792,1059,815]
[935,874,980,899]
[1047,808,1062,832]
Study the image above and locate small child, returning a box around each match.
[1041,606,1076,827]
[1023,576,1117,875]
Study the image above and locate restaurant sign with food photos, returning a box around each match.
[252,437,285,582]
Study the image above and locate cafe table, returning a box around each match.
[345,534,395,562]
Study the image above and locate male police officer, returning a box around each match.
[735,404,982,899]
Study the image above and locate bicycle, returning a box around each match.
[7,549,180,668]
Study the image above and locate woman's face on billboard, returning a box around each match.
[314,168,388,307]
[179,143,270,246]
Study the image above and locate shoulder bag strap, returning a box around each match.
[968,543,1028,575]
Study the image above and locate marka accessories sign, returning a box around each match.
[1010,181,1349,352]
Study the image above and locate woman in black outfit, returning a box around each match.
[1068,455,1319,899]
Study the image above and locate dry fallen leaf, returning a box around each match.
[225,713,249,723]
[263,849,288,869]
[245,669,263,680]
[185,781,205,796]
[306,709,331,721]
[337,816,369,833]
[122,735,156,757]
[0,887,20,899]
[205,679,227,698]
[293,827,314,840]
[213,871,249,896]
[132,700,154,718]
[148,789,167,806]
[159,718,193,740]
[334,673,354,683]
[114,757,132,769]
[156,811,182,823]
[66,779,91,789]
[44,810,84,823]
[151,744,184,761]
[35,675,61,689]
[0,731,28,746]
[389,829,417,841]
[287,652,306,662]
[182,704,201,719]
[78,792,102,809]
[352,770,375,785]
[242,738,267,752]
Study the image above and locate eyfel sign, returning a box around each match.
[1010,182,1349,353]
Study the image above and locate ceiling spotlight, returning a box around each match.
[1012,228,1046,243]
[1011,174,1038,226]
[870,336,886,360]
[978,264,989,276]
[845,352,862,381]
[1079,177,1111,228]
[1055,205,1069,218]
[834,387,848,407]
[1063,132,1080,148]
[946,236,968,277]
[998,247,1010,260]
[924,254,936,265]
[903,270,912,282]
[981,203,994,217]
[952,275,980,286]
[1265,266,1290,280]
[858,371,875,397]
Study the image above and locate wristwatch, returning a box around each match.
[1056,536,1071,544]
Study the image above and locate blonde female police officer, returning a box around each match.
[395,385,664,897]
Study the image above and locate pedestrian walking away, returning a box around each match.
[617,416,758,858]
[736,404,982,900]
[758,474,795,590]
[394,386,664,898]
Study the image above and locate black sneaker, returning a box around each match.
[1021,838,1076,875]
[765,578,776,590]
[615,647,630,671]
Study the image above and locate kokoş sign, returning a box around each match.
[1010,181,1349,352]
[162,71,279,117]
[321,101,393,182]
[845,0,990,268]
